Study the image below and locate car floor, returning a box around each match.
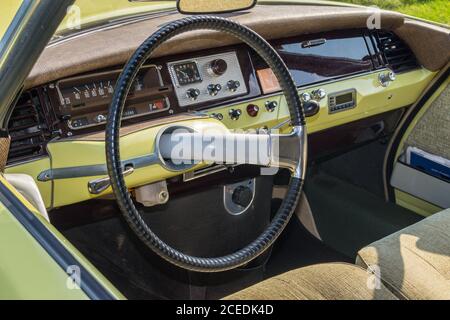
[61,204,351,300]
[304,139,423,258]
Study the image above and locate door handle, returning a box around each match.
[88,166,134,195]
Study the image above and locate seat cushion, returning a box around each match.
[4,173,49,222]
[224,263,397,300]
[356,208,450,300]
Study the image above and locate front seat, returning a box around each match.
[226,208,450,300]
[356,208,450,300]
[225,263,397,300]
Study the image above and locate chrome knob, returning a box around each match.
[265,101,278,112]
[186,88,201,100]
[379,70,396,87]
[95,114,107,123]
[227,80,241,92]
[301,92,311,102]
[229,108,242,121]
[312,88,326,100]
[207,84,222,96]
[211,113,224,121]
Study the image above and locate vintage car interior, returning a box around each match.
[1,0,449,299]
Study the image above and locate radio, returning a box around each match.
[328,89,357,114]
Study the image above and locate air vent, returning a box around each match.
[374,30,419,73]
[7,91,49,164]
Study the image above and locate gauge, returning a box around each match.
[58,76,145,109]
[173,62,202,86]
[59,78,116,109]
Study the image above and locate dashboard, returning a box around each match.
[4,25,437,209]
[13,28,416,141]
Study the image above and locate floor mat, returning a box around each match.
[265,205,352,278]
[317,139,388,198]
[305,172,423,258]
[62,206,352,299]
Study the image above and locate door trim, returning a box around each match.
[0,181,116,300]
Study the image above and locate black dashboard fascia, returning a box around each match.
[45,44,260,137]
[252,29,379,88]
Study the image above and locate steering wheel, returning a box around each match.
[106,16,307,272]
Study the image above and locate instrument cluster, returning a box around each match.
[48,65,170,131]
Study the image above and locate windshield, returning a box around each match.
[54,0,177,39]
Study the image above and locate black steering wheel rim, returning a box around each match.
[106,16,306,272]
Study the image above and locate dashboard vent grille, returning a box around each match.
[7,91,49,164]
[375,30,419,73]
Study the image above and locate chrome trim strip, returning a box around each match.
[37,153,158,181]
[183,164,239,182]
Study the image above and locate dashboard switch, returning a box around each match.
[312,88,327,100]
[303,100,320,117]
[229,108,242,121]
[207,84,222,96]
[95,114,107,123]
[186,88,200,101]
[379,70,396,87]
[265,101,278,112]
[301,92,311,102]
[227,80,241,92]
[232,186,253,208]
[211,113,224,121]
[246,104,259,117]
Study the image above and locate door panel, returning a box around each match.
[0,175,123,299]
[384,67,449,216]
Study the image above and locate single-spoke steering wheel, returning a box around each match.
[106,16,307,272]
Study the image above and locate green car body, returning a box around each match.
[0,0,447,300]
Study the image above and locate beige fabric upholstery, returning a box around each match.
[394,20,450,72]
[4,174,49,222]
[225,263,397,300]
[0,134,10,172]
[356,209,450,300]
[406,84,450,159]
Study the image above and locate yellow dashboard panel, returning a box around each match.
[5,67,437,208]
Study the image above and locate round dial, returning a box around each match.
[208,59,228,76]
[173,62,202,86]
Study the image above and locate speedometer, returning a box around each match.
[173,62,202,86]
